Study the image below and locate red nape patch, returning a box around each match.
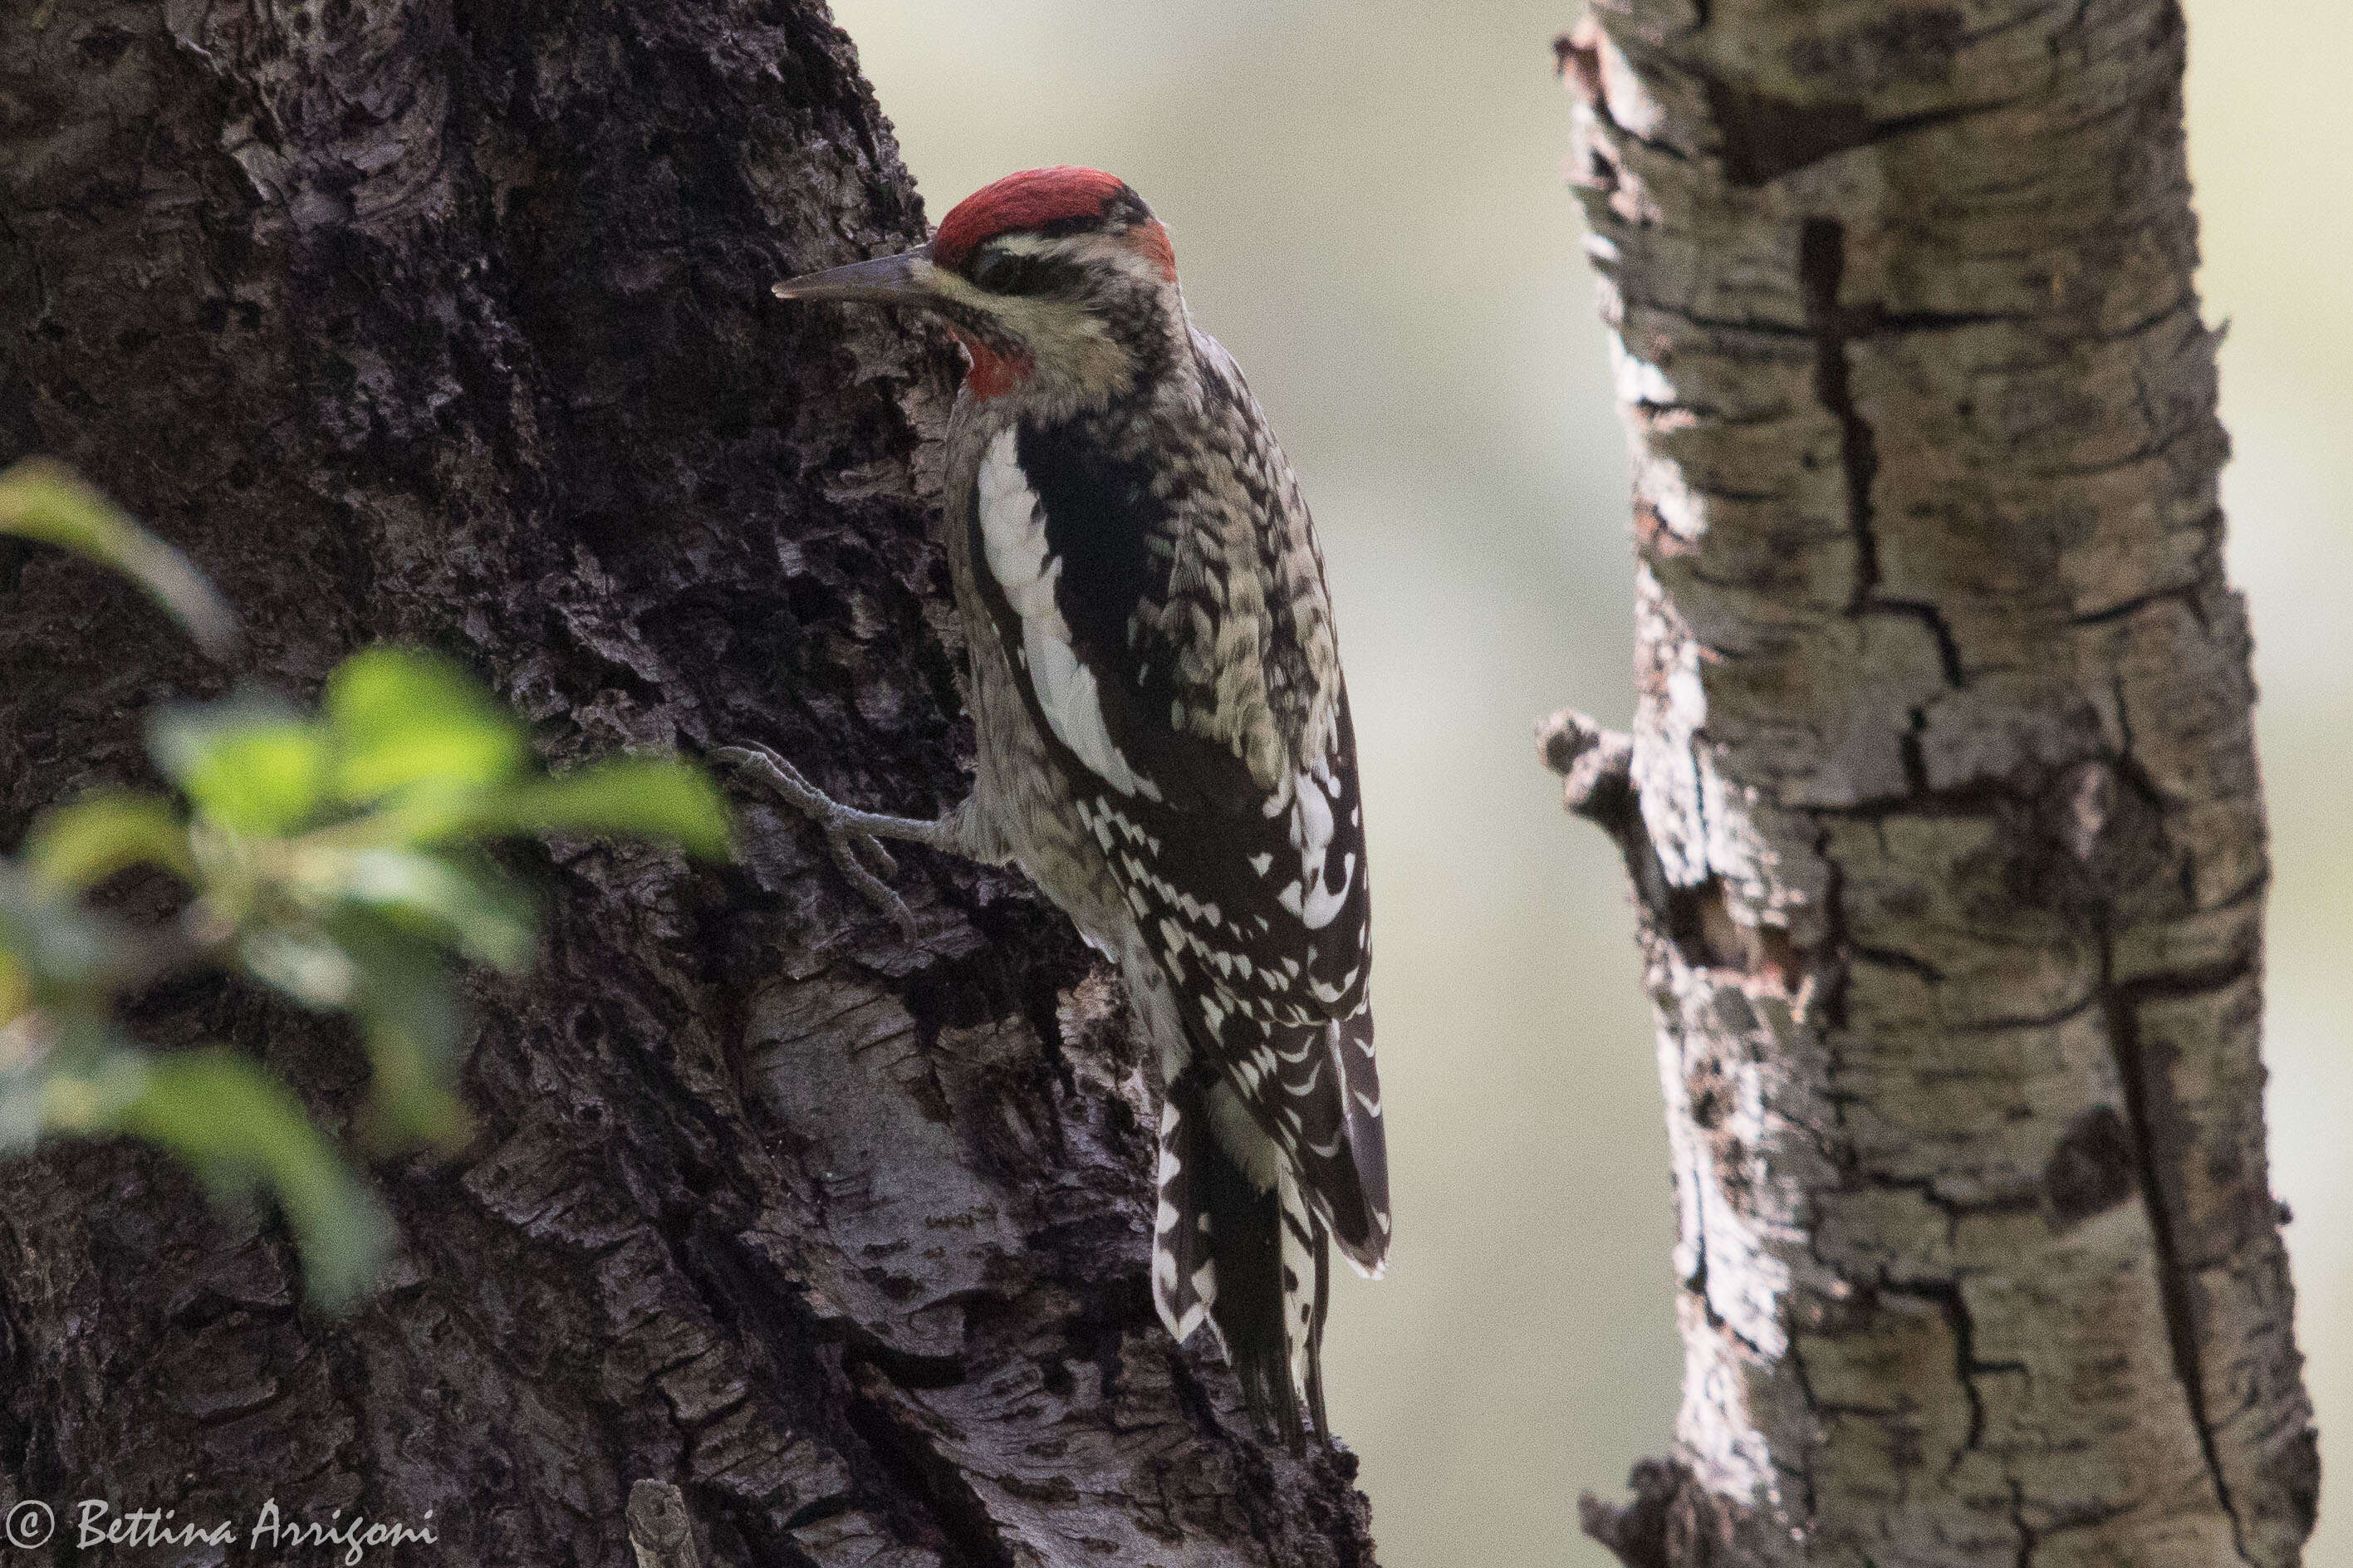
[1127,220,1178,283]
[933,166,1129,268]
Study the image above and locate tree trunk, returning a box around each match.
[1548,2,2318,1564]
[0,5,1374,1566]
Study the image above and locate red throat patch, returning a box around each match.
[933,166,1130,269]
[951,329,1032,400]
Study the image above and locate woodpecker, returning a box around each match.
[723,167,1387,1445]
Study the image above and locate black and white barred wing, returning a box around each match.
[965,409,1390,1274]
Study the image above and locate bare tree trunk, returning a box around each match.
[0,5,1374,1565]
[1547,2,2319,1564]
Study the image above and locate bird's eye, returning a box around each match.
[969,247,1027,293]
[968,247,1065,296]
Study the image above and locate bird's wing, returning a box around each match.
[963,365,1386,1266]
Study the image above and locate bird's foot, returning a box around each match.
[714,742,919,938]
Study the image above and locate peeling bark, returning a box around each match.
[0,4,1374,1564]
[1549,2,2317,1564]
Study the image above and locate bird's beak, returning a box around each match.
[772,244,939,306]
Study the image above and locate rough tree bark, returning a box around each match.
[0,5,1375,1566]
[1547,2,2318,1565]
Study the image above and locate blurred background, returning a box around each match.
[821,2,2352,1561]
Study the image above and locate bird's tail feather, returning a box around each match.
[1325,1005,1390,1277]
[1151,1071,1329,1447]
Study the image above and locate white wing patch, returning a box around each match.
[1271,760,1354,930]
[978,429,1162,801]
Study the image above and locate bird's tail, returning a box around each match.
[1322,1005,1391,1278]
[1152,1071,1330,1447]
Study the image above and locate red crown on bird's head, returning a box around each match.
[934,166,1168,277]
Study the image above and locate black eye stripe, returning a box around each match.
[967,248,1085,296]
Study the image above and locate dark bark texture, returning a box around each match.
[0,5,1375,1566]
[1548,2,2318,1565]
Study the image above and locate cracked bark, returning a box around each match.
[1547,2,2317,1565]
[0,4,1374,1566]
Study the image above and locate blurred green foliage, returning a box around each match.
[0,458,733,1309]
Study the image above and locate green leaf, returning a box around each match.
[0,948,26,1028]
[238,928,363,1011]
[232,909,480,1154]
[23,791,194,894]
[324,647,528,805]
[99,1046,395,1311]
[0,865,135,997]
[331,849,537,973]
[444,758,734,859]
[0,1056,40,1153]
[0,458,239,660]
[327,911,472,1151]
[352,1007,471,1154]
[0,957,44,1151]
[0,1007,118,1152]
[150,694,329,837]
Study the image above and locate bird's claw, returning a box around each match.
[714,742,919,939]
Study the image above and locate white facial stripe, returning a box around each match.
[985,233,1086,262]
[989,230,1168,287]
[978,430,1161,801]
